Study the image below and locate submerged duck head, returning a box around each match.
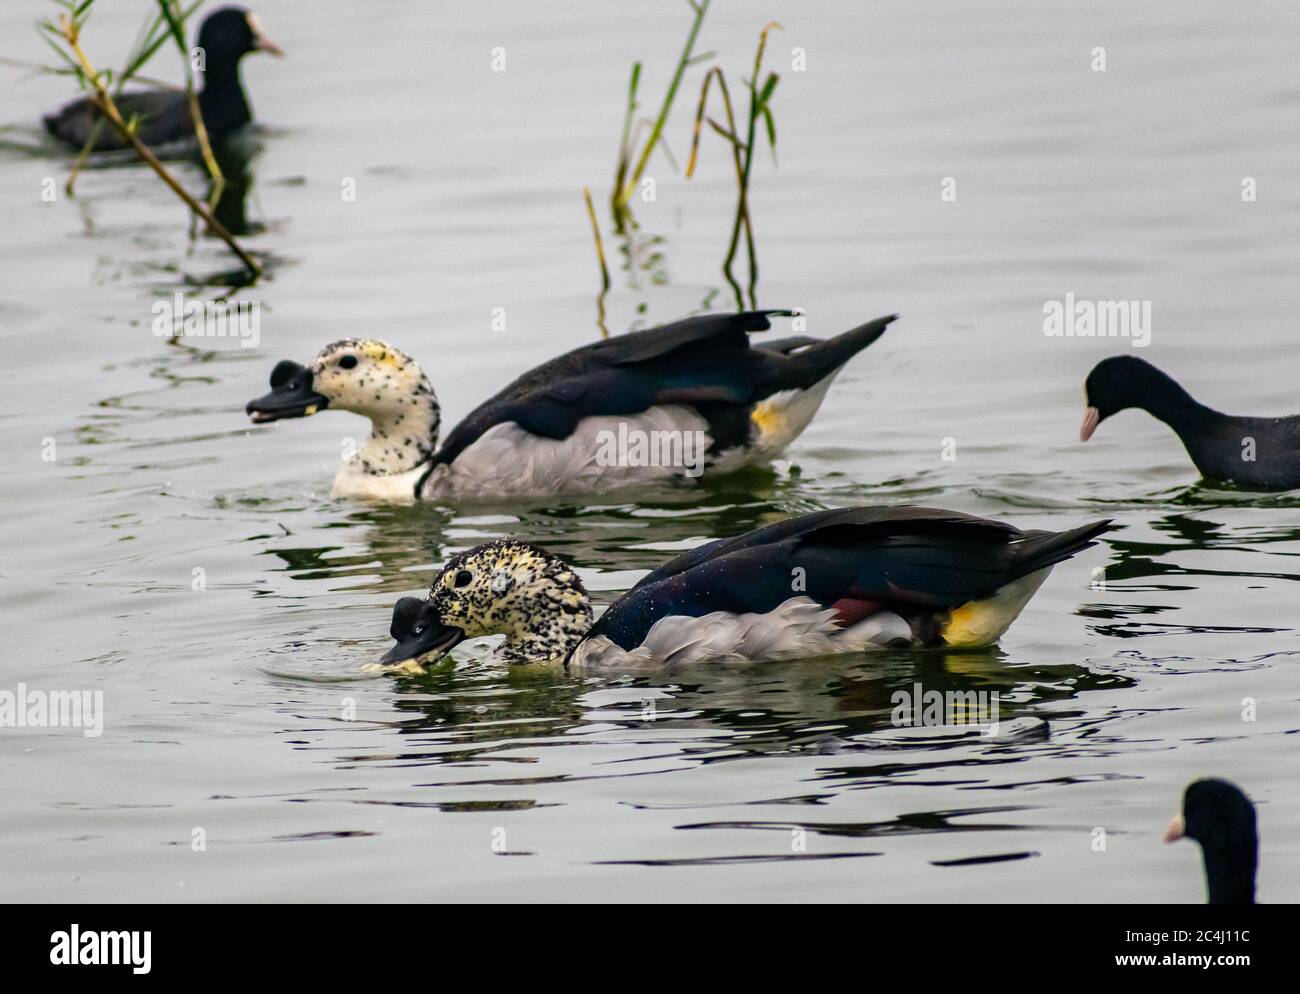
[1080,355,1193,441]
[247,339,440,478]
[1165,778,1257,904]
[381,541,592,666]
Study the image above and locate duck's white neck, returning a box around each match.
[331,388,440,500]
[351,391,441,478]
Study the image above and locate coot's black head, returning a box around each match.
[1081,355,1174,441]
[196,6,284,68]
[1165,778,1257,905]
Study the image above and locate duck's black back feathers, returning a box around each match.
[574,506,1111,655]
[428,311,897,470]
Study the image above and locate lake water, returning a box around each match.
[1,0,1297,902]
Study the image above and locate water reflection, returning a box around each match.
[205,131,262,238]
[259,469,810,593]
[348,648,1138,774]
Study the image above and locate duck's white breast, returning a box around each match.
[331,458,425,501]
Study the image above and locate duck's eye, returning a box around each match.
[338,355,358,370]
[454,569,473,588]
[412,625,424,636]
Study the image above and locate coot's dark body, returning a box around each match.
[43,89,195,152]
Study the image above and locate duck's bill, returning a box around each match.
[246,360,328,423]
[380,597,465,665]
[1080,406,1101,442]
[1163,812,1185,843]
[246,12,285,56]
[380,625,464,665]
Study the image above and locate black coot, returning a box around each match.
[1082,355,1300,489]
[42,5,282,152]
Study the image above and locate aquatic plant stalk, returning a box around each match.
[584,186,611,293]
[687,66,747,307]
[609,0,712,233]
[44,0,206,196]
[728,22,781,307]
[156,0,224,187]
[64,117,107,195]
[584,185,611,338]
[52,11,260,278]
[686,22,781,309]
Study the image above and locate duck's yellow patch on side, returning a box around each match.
[750,397,791,444]
[941,599,1006,648]
[741,381,837,458]
[940,570,1052,648]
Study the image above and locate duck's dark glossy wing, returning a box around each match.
[627,506,1013,591]
[431,311,896,467]
[575,507,1110,654]
[597,309,796,364]
[43,89,190,151]
[431,311,788,465]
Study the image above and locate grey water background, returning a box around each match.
[1,0,1297,902]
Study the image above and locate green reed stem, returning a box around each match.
[610,0,711,233]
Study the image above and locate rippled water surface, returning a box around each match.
[2,0,1298,901]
